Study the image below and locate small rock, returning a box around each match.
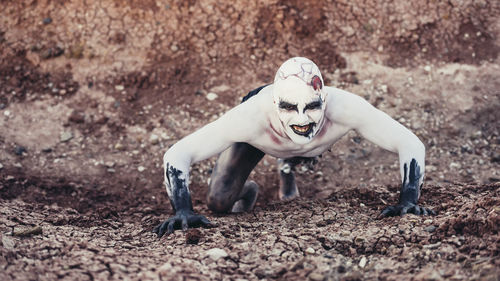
[424,225,437,233]
[423,242,441,249]
[13,226,43,237]
[158,262,172,273]
[60,131,73,142]
[149,134,159,145]
[185,228,203,245]
[115,85,125,91]
[0,163,3,170]
[424,65,432,72]
[114,143,125,150]
[69,110,85,123]
[4,110,11,117]
[359,256,367,268]
[138,166,146,172]
[43,17,52,24]
[305,247,315,254]
[14,146,27,156]
[2,235,15,250]
[206,92,218,101]
[170,45,179,52]
[309,272,324,281]
[206,248,228,260]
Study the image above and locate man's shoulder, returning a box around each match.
[324,86,371,124]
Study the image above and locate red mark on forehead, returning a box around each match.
[312,75,322,91]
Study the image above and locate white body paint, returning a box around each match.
[273,57,327,144]
[163,84,425,196]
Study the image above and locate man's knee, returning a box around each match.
[207,192,233,213]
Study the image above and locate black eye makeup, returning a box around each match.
[279,101,298,112]
[304,100,322,112]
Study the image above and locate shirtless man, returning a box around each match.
[153,57,435,237]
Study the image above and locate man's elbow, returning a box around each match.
[406,135,426,156]
[163,143,182,165]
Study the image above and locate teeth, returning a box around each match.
[292,124,310,133]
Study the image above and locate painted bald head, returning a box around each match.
[273,57,327,144]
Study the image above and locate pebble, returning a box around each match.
[13,226,43,237]
[206,248,228,260]
[309,273,324,281]
[359,256,367,268]
[14,146,27,156]
[60,131,73,142]
[0,163,3,170]
[424,225,437,233]
[4,110,11,117]
[2,235,15,250]
[305,247,316,254]
[43,17,52,24]
[114,143,125,150]
[149,134,159,145]
[423,242,441,249]
[424,65,432,72]
[115,85,125,91]
[138,166,146,172]
[206,92,218,101]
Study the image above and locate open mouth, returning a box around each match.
[290,123,315,136]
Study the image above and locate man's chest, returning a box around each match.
[250,120,351,158]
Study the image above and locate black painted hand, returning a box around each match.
[379,159,436,218]
[379,202,435,218]
[153,209,212,238]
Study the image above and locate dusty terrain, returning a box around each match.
[1,0,499,280]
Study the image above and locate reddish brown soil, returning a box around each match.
[1,0,499,280]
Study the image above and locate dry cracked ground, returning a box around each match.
[0,0,499,280]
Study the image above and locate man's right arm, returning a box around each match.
[154,104,259,237]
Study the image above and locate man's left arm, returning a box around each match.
[331,90,435,216]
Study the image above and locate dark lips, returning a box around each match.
[290,123,315,136]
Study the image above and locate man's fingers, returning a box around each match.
[379,206,395,218]
[200,216,212,226]
[182,217,188,231]
[400,205,411,216]
[158,221,169,238]
[166,220,176,235]
[153,223,160,234]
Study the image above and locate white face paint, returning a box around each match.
[273,57,327,145]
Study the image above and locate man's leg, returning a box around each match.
[207,142,264,213]
[278,158,300,200]
[278,156,319,200]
